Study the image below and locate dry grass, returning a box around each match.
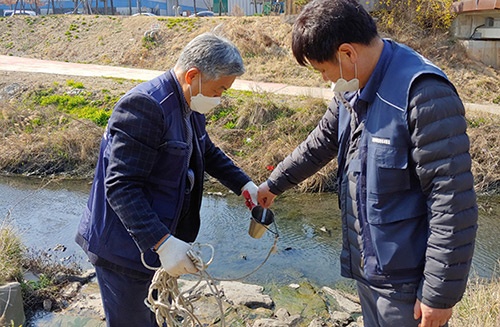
[1,15,498,104]
[451,271,500,326]
[466,111,500,194]
[0,74,498,193]
[0,103,102,177]
[208,90,338,192]
[0,223,24,285]
[0,15,498,192]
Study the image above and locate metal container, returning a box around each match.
[248,206,274,239]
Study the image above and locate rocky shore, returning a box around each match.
[30,269,364,327]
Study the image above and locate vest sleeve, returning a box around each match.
[408,75,478,309]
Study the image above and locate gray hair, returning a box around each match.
[174,32,245,81]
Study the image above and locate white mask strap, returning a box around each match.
[338,53,343,79]
[198,73,202,95]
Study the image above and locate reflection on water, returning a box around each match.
[0,175,498,287]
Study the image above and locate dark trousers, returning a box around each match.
[356,281,448,327]
[95,265,158,327]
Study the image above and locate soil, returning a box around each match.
[0,14,499,193]
[0,14,499,105]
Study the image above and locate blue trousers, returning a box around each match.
[95,265,159,327]
[356,281,449,327]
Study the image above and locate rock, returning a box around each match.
[61,282,81,299]
[253,318,290,327]
[63,282,105,320]
[219,280,274,309]
[274,308,301,326]
[330,311,352,326]
[288,314,301,326]
[43,299,53,311]
[274,307,290,321]
[23,271,39,282]
[38,274,362,327]
[2,83,21,97]
[0,282,25,327]
[52,244,67,252]
[308,317,328,327]
[321,287,361,314]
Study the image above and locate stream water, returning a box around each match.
[1,175,499,288]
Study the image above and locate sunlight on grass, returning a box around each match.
[451,271,500,326]
[0,223,24,284]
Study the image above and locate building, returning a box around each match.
[452,0,500,69]
[0,0,211,16]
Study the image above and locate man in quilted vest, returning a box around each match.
[257,0,478,326]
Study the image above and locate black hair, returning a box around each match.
[292,0,378,66]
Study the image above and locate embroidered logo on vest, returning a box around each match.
[372,137,391,145]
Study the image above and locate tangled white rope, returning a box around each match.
[142,223,279,327]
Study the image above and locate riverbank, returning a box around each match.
[1,12,499,326]
[28,270,365,327]
[1,69,499,194]
[1,176,500,326]
[0,14,499,192]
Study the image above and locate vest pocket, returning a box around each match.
[367,144,410,194]
[147,140,189,226]
[367,214,427,273]
[150,140,188,186]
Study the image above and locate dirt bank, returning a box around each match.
[0,15,499,192]
[0,15,499,105]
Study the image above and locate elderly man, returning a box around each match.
[257,0,478,326]
[76,32,258,326]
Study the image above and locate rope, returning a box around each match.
[143,220,279,326]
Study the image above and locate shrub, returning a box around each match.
[374,0,456,35]
[0,223,24,284]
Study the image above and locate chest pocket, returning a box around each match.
[145,140,189,225]
[367,143,410,195]
[150,140,188,187]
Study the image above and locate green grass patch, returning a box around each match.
[66,79,85,89]
[30,84,115,127]
[142,35,157,50]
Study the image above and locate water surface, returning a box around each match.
[1,176,498,288]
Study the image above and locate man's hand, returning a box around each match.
[242,181,258,209]
[257,181,276,208]
[414,299,452,327]
[156,235,198,277]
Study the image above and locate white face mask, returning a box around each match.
[189,74,221,114]
[331,53,359,93]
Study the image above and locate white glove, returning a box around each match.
[156,236,198,277]
[242,181,258,209]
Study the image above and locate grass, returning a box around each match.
[208,90,338,191]
[0,6,498,324]
[0,222,82,315]
[451,269,500,326]
[30,81,117,127]
[0,79,498,192]
[0,223,24,285]
[0,102,102,177]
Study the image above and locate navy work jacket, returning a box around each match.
[76,70,251,277]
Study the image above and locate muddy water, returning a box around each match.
[1,175,498,288]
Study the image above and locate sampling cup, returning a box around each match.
[248,206,275,239]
